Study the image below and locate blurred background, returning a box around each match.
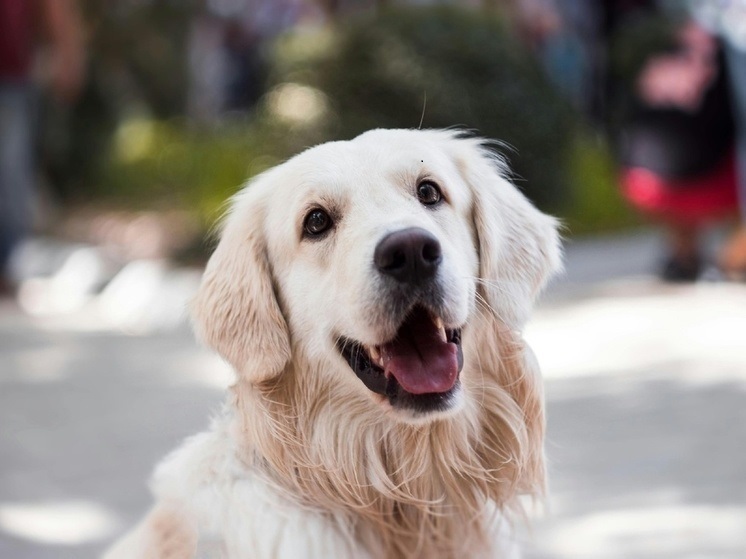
[1,0,745,557]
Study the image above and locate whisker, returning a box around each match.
[473,291,509,325]
[468,277,514,295]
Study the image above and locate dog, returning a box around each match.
[104,129,561,559]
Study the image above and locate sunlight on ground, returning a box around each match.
[17,247,109,315]
[527,281,746,386]
[3,261,745,557]
[0,500,120,545]
[539,504,746,558]
[523,280,746,558]
[170,348,234,390]
[13,240,203,334]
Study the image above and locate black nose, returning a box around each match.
[374,227,442,284]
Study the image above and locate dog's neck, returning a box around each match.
[230,319,544,559]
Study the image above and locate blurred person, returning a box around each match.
[188,0,322,121]
[507,0,599,113]
[223,19,265,111]
[507,0,666,125]
[0,0,84,294]
[688,0,746,278]
[619,18,737,281]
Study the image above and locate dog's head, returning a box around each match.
[192,129,561,423]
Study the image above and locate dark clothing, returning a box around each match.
[0,0,37,272]
[601,0,657,37]
[0,0,34,80]
[620,50,734,181]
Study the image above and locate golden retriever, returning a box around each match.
[104,129,562,559]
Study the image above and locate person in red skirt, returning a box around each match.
[619,20,739,281]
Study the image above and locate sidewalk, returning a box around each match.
[524,279,746,558]
[1,230,745,558]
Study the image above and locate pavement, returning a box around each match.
[1,230,745,558]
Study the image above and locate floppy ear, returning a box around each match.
[191,185,291,383]
[454,137,562,328]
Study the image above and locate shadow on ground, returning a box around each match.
[1,272,745,558]
[0,309,228,558]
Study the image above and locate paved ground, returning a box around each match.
[1,231,745,558]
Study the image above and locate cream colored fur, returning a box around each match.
[104,129,562,559]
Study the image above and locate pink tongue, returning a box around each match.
[380,310,458,395]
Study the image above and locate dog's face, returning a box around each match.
[193,129,561,423]
[263,131,479,418]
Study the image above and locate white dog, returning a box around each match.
[104,129,561,559]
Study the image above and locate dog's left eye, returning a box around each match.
[417,181,443,206]
[303,208,333,237]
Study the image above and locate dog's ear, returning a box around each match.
[453,137,562,328]
[191,183,291,383]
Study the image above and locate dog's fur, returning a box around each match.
[104,129,562,559]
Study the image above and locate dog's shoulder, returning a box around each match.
[148,417,366,558]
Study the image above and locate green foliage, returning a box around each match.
[43,0,196,198]
[97,118,288,228]
[83,0,195,117]
[269,5,577,209]
[564,133,640,235]
[52,4,636,237]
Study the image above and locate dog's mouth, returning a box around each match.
[337,305,464,413]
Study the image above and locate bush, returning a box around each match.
[564,133,640,235]
[43,0,196,200]
[55,4,637,237]
[96,118,290,228]
[267,5,577,210]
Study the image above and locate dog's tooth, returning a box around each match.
[432,316,447,341]
[369,346,381,363]
[433,316,448,342]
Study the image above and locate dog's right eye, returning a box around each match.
[417,180,443,206]
[303,208,333,237]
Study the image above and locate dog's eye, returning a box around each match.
[303,209,333,237]
[417,181,442,206]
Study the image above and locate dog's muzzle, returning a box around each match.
[336,227,465,415]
